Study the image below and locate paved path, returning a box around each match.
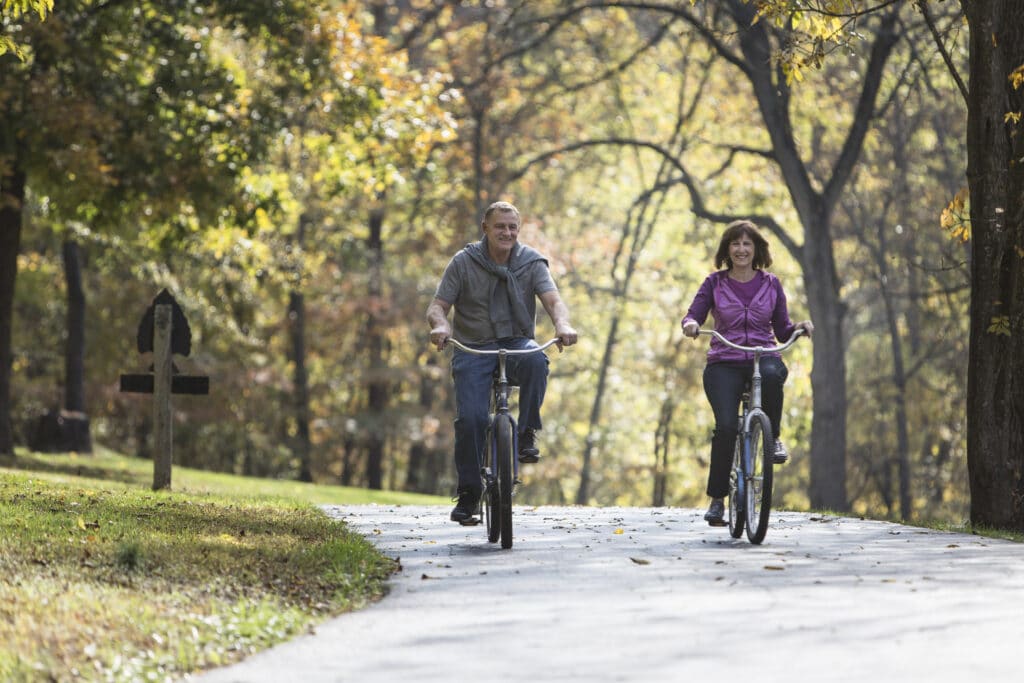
[196,504,1024,682]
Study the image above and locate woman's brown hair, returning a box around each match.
[714,219,773,270]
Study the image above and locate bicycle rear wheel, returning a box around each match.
[494,414,515,549]
[728,432,745,539]
[745,414,774,544]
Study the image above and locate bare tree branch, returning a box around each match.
[914,0,969,102]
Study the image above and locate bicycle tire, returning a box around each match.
[728,432,745,539]
[745,414,774,544]
[485,484,500,543]
[484,426,500,543]
[495,414,515,549]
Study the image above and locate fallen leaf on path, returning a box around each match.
[763,565,785,571]
[630,557,650,565]
[613,528,624,535]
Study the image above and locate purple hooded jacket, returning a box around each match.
[682,270,797,363]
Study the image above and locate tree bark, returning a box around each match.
[0,166,24,456]
[365,205,386,490]
[962,1,1024,529]
[63,240,87,413]
[57,238,93,453]
[288,289,312,482]
[288,211,313,482]
[406,352,447,493]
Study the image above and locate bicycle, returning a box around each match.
[444,337,562,549]
[697,329,806,544]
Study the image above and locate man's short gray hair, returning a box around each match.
[483,201,520,221]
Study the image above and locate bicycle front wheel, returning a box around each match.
[745,414,774,544]
[494,414,515,549]
[728,432,745,539]
[483,425,500,543]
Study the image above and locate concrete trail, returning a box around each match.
[195,504,1024,682]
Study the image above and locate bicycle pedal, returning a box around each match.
[458,516,482,526]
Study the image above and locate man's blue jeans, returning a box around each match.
[702,357,788,498]
[451,337,549,491]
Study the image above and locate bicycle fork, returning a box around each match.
[482,351,522,490]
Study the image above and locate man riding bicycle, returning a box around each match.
[427,201,578,523]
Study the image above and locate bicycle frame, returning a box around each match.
[698,328,805,544]
[445,337,561,549]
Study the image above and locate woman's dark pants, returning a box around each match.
[702,357,788,498]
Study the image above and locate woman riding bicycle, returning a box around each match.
[681,220,812,527]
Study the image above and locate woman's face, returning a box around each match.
[728,233,755,269]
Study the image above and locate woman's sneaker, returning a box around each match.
[772,439,788,465]
[703,499,727,527]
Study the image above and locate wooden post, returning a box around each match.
[120,289,207,488]
[152,304,173,490]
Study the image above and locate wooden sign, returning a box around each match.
[119,290,208,490]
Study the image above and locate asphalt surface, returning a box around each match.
[194,504,1024,682]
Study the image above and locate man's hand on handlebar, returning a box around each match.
[554,325,578,351]
[429,326,451,352]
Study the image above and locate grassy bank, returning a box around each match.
[0,447,445,682]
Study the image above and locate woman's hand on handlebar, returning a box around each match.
[681,320,700,339]
[794,320,814,338]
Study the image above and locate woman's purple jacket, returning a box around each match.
[682,270,798,363]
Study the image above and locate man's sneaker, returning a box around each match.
[518,428,540,463]
[772,438,788,465]
[704,499,727,527]
[450,486,481,525]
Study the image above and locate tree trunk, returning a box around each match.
[288,289,312,482]
[652,398,673,507]
[58,238,92,453]
[365,205,386,490]
[576,314,618,504]
[962,1,1024,529]
[0,166,24,456]
[406,352,447,493]
[288,209,313,482]
[63,240,86,413]
[881,265,911,520]
[802,221,849,510]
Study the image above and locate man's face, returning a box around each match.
[483,210,520,256]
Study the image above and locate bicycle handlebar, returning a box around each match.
[697,328,806,354]
[444,337,563,355]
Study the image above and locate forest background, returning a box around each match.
[1,1,984,525]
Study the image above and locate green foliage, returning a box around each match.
[5,1,972,526]
[0,0,52,58]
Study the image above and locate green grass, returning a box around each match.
[0,446,446,682]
